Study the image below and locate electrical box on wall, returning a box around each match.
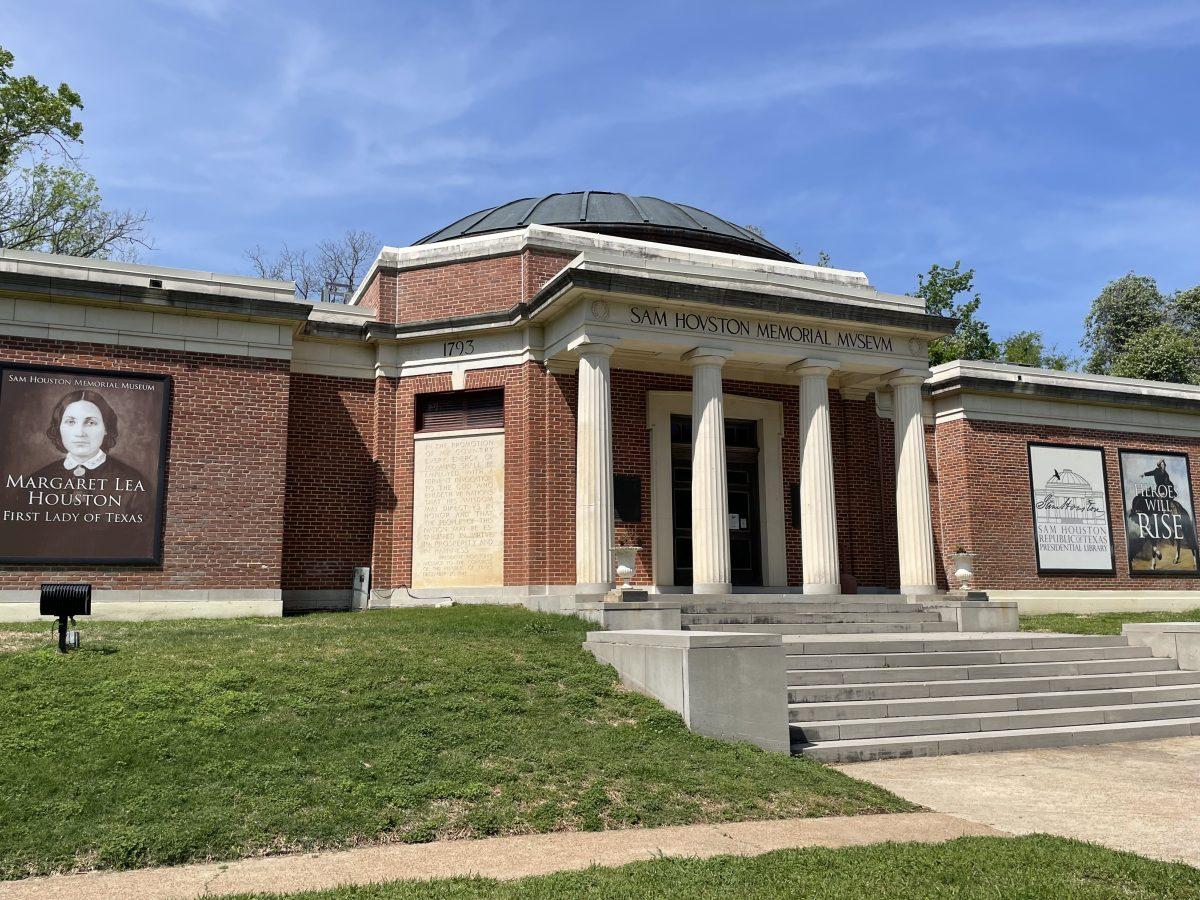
[351,567,371,611]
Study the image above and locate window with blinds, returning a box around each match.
[415,389,504,433]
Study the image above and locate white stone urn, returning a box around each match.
[951,551,977,591]
[612,545,642,589]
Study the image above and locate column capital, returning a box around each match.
[885,367,931,387]
[682,346,734,368]
[568,335,618,359]
[788,357,840,378]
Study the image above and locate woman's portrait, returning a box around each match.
[31,390,150,490]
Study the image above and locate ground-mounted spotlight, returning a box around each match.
[40,583,92,653]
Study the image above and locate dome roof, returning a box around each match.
[414,191,795,262]
[1048,469,1091,487]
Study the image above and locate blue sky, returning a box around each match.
[3,1,1199,352]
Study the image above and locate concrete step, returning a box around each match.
[789,682,1200,722]
[683,593,899,602]
[787,656,1179,686]
[782,633,1131,655]
[685,621,959,635]
[785,644,1153,670]
[680,601,916,615]
[682,611,943,626]
[794,717,1200,763]
[791,669,1200,703]
[794,698,1200,742]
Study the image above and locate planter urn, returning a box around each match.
[612,546,642,589]
[951,551,977,592]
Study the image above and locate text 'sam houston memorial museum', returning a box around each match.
[6,191,1200,759]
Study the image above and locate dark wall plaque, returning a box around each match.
[614,475,642,523]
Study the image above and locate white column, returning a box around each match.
[792,361,841,595]
[685,348,733,594]
[575,342,615,592]
[889,371,938,595]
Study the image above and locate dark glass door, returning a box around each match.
[670,416,762,587]
[726,453,762,586]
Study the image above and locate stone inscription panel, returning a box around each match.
[412,431,505,588]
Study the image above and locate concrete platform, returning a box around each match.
[839,736,1200,867]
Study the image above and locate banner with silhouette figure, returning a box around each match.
[1027,443,1114,574]
[1119,450,1198,576]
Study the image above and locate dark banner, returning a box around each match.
[1119,449,1199,576]
[0,365,171,564]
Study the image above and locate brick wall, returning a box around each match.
[833,397,903,591]
[0,335,290,590]
[361,249,575,325]
[933,416,1200,590]
[281,373,375,591]
[372,361,577,590]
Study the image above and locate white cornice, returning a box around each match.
[0,247,298,305]
[929,359,1200,405]
[560,251,922,315]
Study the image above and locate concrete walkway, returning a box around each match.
[840,736,1200,868]
[0,812,997,900]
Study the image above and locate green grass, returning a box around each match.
[229,835,1200,899]
[0,606,910,879]
[1021,608,1200,635]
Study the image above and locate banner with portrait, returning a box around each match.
[1119,450,1199,576]
[1027,443,1114,574]
[0,364,171,564]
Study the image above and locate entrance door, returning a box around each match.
[670,415,763,587]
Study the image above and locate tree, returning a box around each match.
[1169,285,1200,334]
[790,244,832,266]
[999,330,1072,370]
[248,230,380,301]
[0,44,148,259]
[1109,323,1199,385]
[912,261,999,366]
[0,47,82,168]
[0,162,147,259]
[1081,273,1166,374]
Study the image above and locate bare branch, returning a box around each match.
[251,230,379,301]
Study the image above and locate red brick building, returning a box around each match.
[1,192,1197,619]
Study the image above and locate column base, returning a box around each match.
[693,581,733,594]
[902,583,939,596]
[576,582,614,595]
[802,582,841,595]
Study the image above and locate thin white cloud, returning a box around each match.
[1020,191,1200,258]
[645,59,895,115]
[868,2,1200,52]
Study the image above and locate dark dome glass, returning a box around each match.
[414,192,794,262]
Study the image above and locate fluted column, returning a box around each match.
[793,361,841,595]
[890,371,938,595]
[575,342,615,591]
[685,348,733,594]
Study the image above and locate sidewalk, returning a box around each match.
[841,736,1200,867]
[0,812,998,900]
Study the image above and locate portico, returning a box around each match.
[536,249,952,597]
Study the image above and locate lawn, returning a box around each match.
[0,606,909,879]
[1021,608,1200,635]
[230,835,1200,899]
